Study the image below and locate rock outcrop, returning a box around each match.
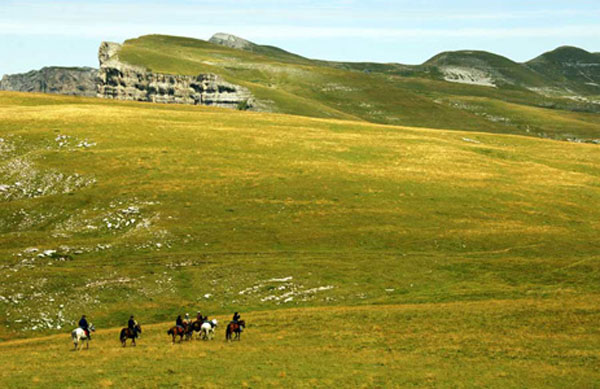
[209,33,254,50]
[97,42,254,109]
[0,67,98,96]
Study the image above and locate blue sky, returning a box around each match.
[1,0,599,75]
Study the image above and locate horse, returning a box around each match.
[167,324,189,344]
[188,320,203,340]
[225,320,245,341]
[71,323,95,350]
[201,319,218,340]
[119,324,142,347]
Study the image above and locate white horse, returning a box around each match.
[200,319,218,340]
[71,324,95,350]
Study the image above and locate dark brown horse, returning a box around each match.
[189,320,204,340]
[167,324,190,343]
[225,320,245,341]
[120,324,142,347]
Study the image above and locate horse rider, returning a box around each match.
[231,312,242,332]
[128,315,139,338]
[183,313,191,325]
[196,311,203,322]
[79,314,91,339]
[176,314,184,329]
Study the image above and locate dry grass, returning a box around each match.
[0,92,599,386]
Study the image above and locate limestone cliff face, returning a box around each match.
[96,42,254,109]
[0,67,98,96]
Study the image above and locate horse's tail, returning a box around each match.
[119,328,126,341]
[71,330,77,343]
[167,328,173,335]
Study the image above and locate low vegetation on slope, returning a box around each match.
[527,46,600,94]
[1,300,599,388]
[117,35,600,141]
[0,92,599,386]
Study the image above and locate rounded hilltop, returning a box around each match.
[209,32,255,50]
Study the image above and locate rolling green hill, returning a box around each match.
[0,89,599,386]
[114,34,600,142]
[527,46,600,94]
[423,50,550,88]
[1,33,600,386]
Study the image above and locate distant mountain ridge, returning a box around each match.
[206,33,600,95]
[1,33,599,141]
[2,33,598,99]
[527,46,600,94]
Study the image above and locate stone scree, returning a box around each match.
[97,42,254,109]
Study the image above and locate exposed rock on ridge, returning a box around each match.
[97,42,254,109]
[0,67,98,96]
[209,33,254,50]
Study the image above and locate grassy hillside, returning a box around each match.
[424,50,549,88]
[116,35,600,141]
[527,46,600,95]
[1,92,599,386]
[1,299,599,388]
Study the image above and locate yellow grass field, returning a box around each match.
[1,297,599,388]
[0,91,599,387]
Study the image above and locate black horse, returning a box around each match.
[120,324,142,347]
[225,320,245,341]
[189,320,204,340]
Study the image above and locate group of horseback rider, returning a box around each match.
[175,311,241,332]
[77,311,241,340]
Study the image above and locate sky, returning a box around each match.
[1,0,600,75]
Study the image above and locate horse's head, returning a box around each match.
[239,320,245,328]
[212,319,218,327]
[136,324,142,333]
[89,324,96,332]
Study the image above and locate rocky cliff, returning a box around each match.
[0,67,98,96]
[97,42,254,109]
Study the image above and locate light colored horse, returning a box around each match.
[71,324,95,350]
[201,319,218,340]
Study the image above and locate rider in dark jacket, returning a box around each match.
[232,312,242,332]
[176,315,184,329]
[128,315,138,337]
[79,315,91,339]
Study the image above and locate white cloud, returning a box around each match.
[1,22,599,42]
